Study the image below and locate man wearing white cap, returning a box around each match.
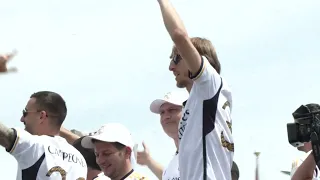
[60,127,110,180]
[81,123,148,180]
[137,90,187,180]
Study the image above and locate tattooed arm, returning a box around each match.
[0,122,17,150]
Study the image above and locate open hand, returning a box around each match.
[0,50,18,73]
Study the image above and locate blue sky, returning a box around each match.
[0,0,320,179]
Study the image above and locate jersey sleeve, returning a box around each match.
[189,56,222,100]
[7,128,41,169]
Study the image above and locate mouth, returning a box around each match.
[164,121,176,125]
[101,164,111,171]
[173,71,179,77]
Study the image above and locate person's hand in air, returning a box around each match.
[0,50,18,74]
[136,141,152,166]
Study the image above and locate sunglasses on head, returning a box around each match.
[171,54,182,65]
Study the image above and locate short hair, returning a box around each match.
[30,91,67,127]
[170,37,221,74]
[231,161,239,180]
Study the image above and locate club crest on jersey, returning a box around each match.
[222,101,230,110]
[220,131,234,152]
[226,121,232,133]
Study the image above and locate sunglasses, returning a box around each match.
[171,54,182,65]
[22,109,46,118]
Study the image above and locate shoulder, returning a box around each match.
[56,136,85,157]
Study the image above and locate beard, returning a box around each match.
[176,81,186,88]
[176,71,190,88]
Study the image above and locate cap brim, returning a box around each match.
[150,98,183,114]
[81,134,113,149]
[81,134,129,149]
[81,136,96,149]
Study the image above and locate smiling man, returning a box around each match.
[0,90,87,179]
[137,90,187,179]
[156,0,234,179]
[81,123,148,180]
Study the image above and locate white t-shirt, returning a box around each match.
[291,150,319,179]
[7,128,87,180]
[162,153,179,180]
[178,57,234,180]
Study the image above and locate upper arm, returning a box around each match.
[291,159,301,177]
[172,31,202,75]
[60,127,81,144]
[0,124,17,151]
[8,128,41,168]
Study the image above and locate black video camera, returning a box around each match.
[287,103,320,166]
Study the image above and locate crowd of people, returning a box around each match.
[2,0,315,179]
[2,0,234,179]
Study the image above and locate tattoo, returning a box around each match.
[0,122,16,149]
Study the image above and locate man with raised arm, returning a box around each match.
[0,89,87,179]
[156,0,234,179]
[137,90,187,179]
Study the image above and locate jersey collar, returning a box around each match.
[120,169,134,180]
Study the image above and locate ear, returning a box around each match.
[39,110,48,123]
[125,147,132,159]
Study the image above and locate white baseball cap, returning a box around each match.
[150,90,188,114]
[81,123,134,149]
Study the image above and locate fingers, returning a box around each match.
[2,50,18,62]
[142,141,148,150]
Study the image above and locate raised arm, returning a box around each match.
[60,127,81,144]
[137,142,163,179]
[0,122,17,151]
[291,152,316,180]
[157,0,201,75]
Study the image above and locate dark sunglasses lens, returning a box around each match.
[173,55,180,65]
[22,110,27,117]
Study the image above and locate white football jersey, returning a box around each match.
[7,128,87,180]
[162,153,179,180]
[93,173,110,180]
[178,56,234,180]
[90,170,148,180]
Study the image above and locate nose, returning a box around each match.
[20,116,24,122]
[96,156,105,166]
[161,112,171,123]
[169,61,176,71]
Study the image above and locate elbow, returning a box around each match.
[171,28,188,45]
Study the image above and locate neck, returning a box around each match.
[112,162,132,180]
[87,168,102,180]
[186,82,193,93]
[39,128,59,137]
